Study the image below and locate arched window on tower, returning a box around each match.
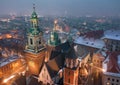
[30,38,33,45]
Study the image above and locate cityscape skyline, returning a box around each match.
[0,0,120,16]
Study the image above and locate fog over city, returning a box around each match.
[0,0,120,16]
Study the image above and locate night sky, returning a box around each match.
[0,0,120,16]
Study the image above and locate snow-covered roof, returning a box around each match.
[74,37,105,49]
[102,30,120,41]
[103,56,109,64]
[0,55,19,67]
[118,55,120,65]
[103,72,120,77]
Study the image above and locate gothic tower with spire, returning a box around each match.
[24,4,45,75]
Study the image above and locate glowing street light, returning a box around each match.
[3,75,15,83]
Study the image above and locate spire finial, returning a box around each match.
[53,19,58,31]
[33,3,35,12]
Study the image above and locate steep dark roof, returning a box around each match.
[46,63,58,78]
[28,76,41,85]
[13,75,26,85]
[50,50,61,60]
[66,47,78,59]
[56,41,71,53]
[46,54,65,78]
[47,41,71,60]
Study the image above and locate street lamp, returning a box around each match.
[3,75,15,83]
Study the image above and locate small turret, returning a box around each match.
[48,20,61,46]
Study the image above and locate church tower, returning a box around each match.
[45,20,61,62]
[24,4,45,75]
[48,20,61,46]
[64,47,79,85]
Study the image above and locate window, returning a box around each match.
[42,73,44,77]
[108,78,110,80]
[116,79,119,82]
[30,38,33,45]
[112,79,114,81]
[112,83,114,85]
[39,40,41,44]
[68,79,70,83]
[97,60,99,63]
[68,71,70,76]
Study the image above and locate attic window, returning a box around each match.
[116,35,118,37]
[86,42,88,44]
[91,43,94,45]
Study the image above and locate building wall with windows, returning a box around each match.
[64,68,78,85]
[104,39,120,52]
[102,72,120,85]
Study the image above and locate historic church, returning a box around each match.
[24,5,80,85]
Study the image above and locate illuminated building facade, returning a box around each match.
[64,48,79,85]
[102,30,120,85]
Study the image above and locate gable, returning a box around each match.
[38,64,52,83]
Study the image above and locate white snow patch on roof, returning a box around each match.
[102,30,120,41]
[74,37,105,49]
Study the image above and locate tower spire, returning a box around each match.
[26,4,44,53]
[48,19,61,46]
[33,3,36,12]
[53,19,57,31]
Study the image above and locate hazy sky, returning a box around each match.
[0,0,120,16]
